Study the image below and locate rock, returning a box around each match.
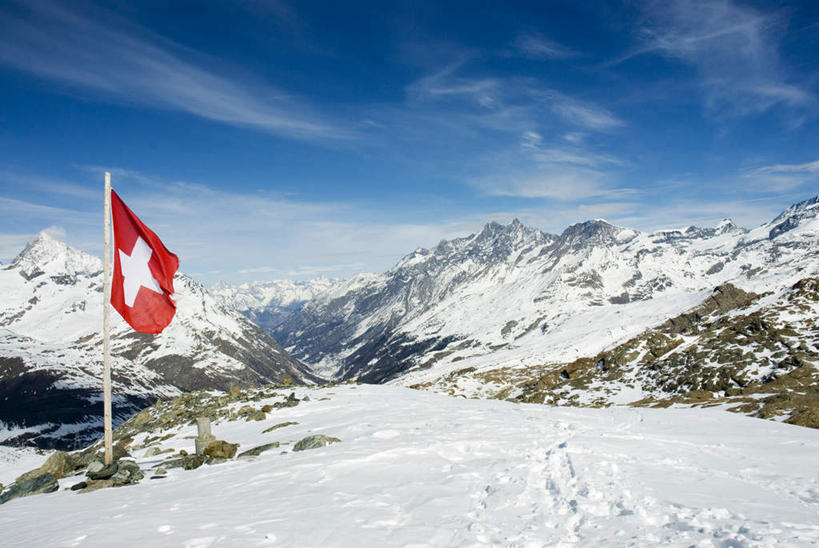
[274,392,300,409]
[80,479,115,493]
[246,410,266,421]
[261,404,273,413]
[263,421,298,433]
[155,468,167,475]
[86,460,104,475]
[183,455,204,470]
[238,442,280,458]
[69,481,87,491]
[0,482,3,494]
[0,473,59,505]
[179,449,189,457]
[144,446,162,457]
[204,440,239,459]
[163,454,205,470]
[293,435,341,452]
[87,461,118,480]
[14,450,73,484]
[205,457,228,465]
[111,462,144,486]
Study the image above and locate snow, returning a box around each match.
[1,384,818,546]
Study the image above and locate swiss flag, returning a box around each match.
[110,190,179,334]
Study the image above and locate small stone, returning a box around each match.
[238,442,280,458]
[0,473,59,505]
[0,482,3,494]
[155,468,167,475]
[204,440,239,459]
[144,446,162,457]
[179,449,189,457]
[261,404,273,413]
[183,455,204,470]
[293,435,341,452]
[69,481,87,491]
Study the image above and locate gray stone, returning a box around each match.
[293,435,341,452]
[87,462,118,480]
[262,421,298,433]
[111,462,144,486]
[69,481,87,491]
[0,473,59,505]
[238,442,280,458]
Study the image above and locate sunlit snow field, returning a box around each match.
[1,385,818,547]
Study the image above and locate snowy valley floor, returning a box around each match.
[1,384,819,547]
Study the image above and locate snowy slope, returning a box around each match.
[258,196,818,386]
[1,384,818,546]
[0,234,316,449]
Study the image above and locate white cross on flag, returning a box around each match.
[110,190,179,333]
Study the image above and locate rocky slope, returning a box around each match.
[256,196,817,388]
[0,234,317,449]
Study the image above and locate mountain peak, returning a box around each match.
[558,219,620,249]
[768,195,819,239]
[11,230,100,280]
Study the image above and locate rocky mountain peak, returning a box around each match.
[557,219,620,249]
[10,231,101,281]
[768,195,819,239]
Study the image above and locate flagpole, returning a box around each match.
[103,172,113,465]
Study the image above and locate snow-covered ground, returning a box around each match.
[1,384,818,546]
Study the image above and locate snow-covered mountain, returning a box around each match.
[210,277,346,332]
[0,233,317,449]
[249,196,819,389]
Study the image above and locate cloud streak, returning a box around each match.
[0,1,350,141]
[744,159,819,191]
[618,0,814,119]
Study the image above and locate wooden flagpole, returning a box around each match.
[103,172,113,465]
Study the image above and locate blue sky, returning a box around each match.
[1,0,818,284]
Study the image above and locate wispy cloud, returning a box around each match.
[744,159,819,191]
[618,0,815,120]
[511,33,578,60]
[0,1,350,141]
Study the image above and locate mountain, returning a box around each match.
[226,197,819,394]
[0,233,317,449]
[211,277,346,332]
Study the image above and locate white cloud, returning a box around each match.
[743,159,819,191]
[512,34,578,60]
[621,0,815,119]
[0,1,349,142]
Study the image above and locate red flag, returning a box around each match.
[110,190,179,333]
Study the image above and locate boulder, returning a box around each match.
[0,473,59,505]
[293,435,341,452]
[40,451,73,479]
[87,461,118,480]
[238,442,280,458]
[204,440,238,459]
[111,462,144,486]
[14,450,74,484]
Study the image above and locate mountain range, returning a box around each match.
[215,196,819,426]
